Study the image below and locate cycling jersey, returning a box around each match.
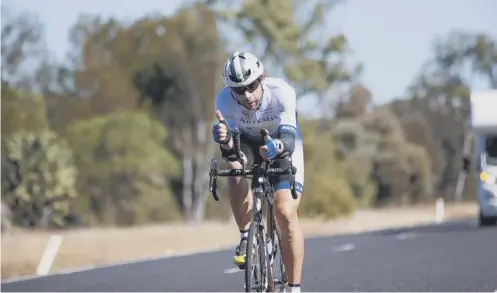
[214,77,304,193]
[215,77,301,141]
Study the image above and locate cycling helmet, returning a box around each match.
[222,51,264,87]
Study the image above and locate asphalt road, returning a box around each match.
[2,219,497,292]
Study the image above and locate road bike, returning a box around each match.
[209,127,299,292]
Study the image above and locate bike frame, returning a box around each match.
[251,167,287,292]
[209,127,297,292]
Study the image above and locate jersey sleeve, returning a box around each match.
[275,82,298,154]
[277,84,298,136]
[215,89,238,130]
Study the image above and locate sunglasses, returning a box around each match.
[230,78,261,95]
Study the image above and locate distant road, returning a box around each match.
[3,219,497,292]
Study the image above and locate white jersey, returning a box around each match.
[215,77,304,191]
[215,77,301,142]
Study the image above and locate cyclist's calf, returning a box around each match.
[274,188,303,286]
[270,155,304,286]
[226,159,253,232]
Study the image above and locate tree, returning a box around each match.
[298,119,358,218]
[133,3,225,223]
[1,83,49,135]
[1,8,47,91]
[335,83,373,119]
[331,106,434,206]
[405,31,497,201]
[46,3,223,223]
[209,0,363,117]
[65,110,181,226]
[2,130,79,228]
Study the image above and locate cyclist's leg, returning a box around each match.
[269,139,304,292]
[220,135,261,267]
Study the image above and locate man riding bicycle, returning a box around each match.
[212,51,304,292]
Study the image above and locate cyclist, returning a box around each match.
[212,51,304,292]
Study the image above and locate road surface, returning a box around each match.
[2,219,497,292]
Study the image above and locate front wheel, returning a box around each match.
[271,225,287,292]
[245,220,269,292]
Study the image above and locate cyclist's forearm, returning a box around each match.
[277,125,296,154]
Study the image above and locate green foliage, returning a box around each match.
[1,129,78,228]
[335,84,373,119]
[341,151,377,207]
[330,118,377,206]
[404,31,497,200]
[331,106,434,207]
[1,82,49,135]
[298,120,357,219]
[65,110,181,226]
[211,0,362,99]
[4,4,494,231]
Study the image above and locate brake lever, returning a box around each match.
[209,158,219,201]
[232,128,246,176]
[289,166,298,200]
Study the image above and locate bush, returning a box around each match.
[298,120,358,219]
[65,110,181,226]
[1,130,79,228]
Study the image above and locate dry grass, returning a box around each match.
[1,201,477,280]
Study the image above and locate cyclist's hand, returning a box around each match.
[259,138,281,160]
[259,145,269,160]
[212,110,231,145]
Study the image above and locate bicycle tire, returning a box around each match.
[245,220,268,292]
[264,197,287,292]
[271,227,287,291]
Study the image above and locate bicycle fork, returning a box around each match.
[255,179,270,291]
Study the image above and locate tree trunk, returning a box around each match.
[191,118,216,223]
[191,154,212,223]
[454,128,473,202]
[182,154,193,220]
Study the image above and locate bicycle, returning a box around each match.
[209,127,299,292]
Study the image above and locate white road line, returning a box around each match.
[332,243,355,252]
[2,244,236,284]
[396,232,416,240]
[36,235,63,276]
[223,267,242,274]
[435,197,445,224]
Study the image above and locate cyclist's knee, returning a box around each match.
[274,189,301,223]
[227,160,243,170]
[270,157,303,220]
[227,174,248,187]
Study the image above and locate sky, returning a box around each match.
[3,0,497,117]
